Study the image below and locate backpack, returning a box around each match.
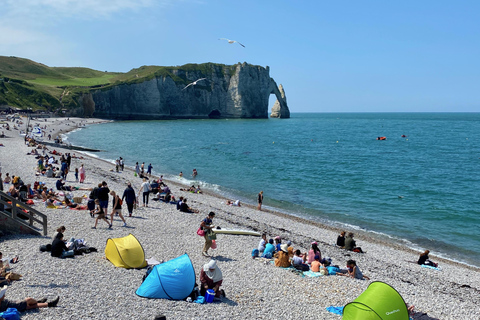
[118,198,123,205]
[87,199,95,211]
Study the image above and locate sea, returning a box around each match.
[65,113,480,267]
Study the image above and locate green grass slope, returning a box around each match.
[0,56,241,112]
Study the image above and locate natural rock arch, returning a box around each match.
[269,79,290,118]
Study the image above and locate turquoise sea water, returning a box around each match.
[66,113,480,267]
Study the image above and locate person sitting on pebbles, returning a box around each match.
[274,244,291,268]
[200,260,225,298]
[337,259,370,280]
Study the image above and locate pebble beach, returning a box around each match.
[0,117,479,320]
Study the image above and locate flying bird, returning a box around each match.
[219,38,245,47]
[182,78,207,90]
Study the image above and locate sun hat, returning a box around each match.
[286,240,292,246]
[311,241,318,245]
[275,236,281,240]
[314,255,320,260]
[280,244,288,253]
[207,260,217,269]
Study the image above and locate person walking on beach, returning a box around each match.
[147,163,153,177]
[92,199,111,229]
[257,191,263,211]
[122,182,137,217]
[119,157,124,171]
[200,212,215,257]
[79,164,85,183]
[110,191,127,227]
[135,162,140,176]
[97,181,111,227]
[140,178,151,207]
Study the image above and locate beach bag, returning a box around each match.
[0,308,21,320]
[206,230,217,240]
[210,240,217,250]
[196,227,205,237]
[118,198,123,205]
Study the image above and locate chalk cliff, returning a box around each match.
[77,62,290,119]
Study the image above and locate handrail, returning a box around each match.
[0,190,48,236]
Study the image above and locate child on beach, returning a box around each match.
[92,199,111,229]
[110,190,127,227]
[338,260,370,280]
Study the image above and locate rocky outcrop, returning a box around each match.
[270,83,290,118]
[78,62,290,119]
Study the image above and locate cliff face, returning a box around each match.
[80,63,289,119]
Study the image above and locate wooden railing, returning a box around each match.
[0,190,48,236]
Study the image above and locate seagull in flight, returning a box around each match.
[219,38,245,47]
[182,78,207,90]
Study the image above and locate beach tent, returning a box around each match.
[136,253,195,300]
[343,282,408,320]
[105,234,147,269]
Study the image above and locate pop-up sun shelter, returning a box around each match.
[105,234,147,269]
[343,282,408,320]
[136,254,195,300]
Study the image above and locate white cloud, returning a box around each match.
[2,0,161,21]
[0,0,170,66]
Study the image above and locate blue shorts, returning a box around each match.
[99,200,108,209]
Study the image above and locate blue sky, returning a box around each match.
[1,0,479,112]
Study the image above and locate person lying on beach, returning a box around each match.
[417,250,438,267]
[63,196,78,209]
[274,244,291,268]
[337,259,370,280]
[180,185,197,192]
[0,286,59,312]
[226,199,241,206]
[344,233,364,253]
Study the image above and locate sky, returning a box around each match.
[1,0,479,112]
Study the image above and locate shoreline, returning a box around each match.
[1,116,479,319]
[63,120,479,271]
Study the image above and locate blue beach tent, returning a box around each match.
[136,253,195,300]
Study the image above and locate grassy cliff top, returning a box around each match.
[0,56,256,111]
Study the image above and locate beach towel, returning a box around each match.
[303,271,323,278]
[421,264,441,271]
[326,306,344,315]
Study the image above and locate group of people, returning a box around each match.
[255,234,371,280]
